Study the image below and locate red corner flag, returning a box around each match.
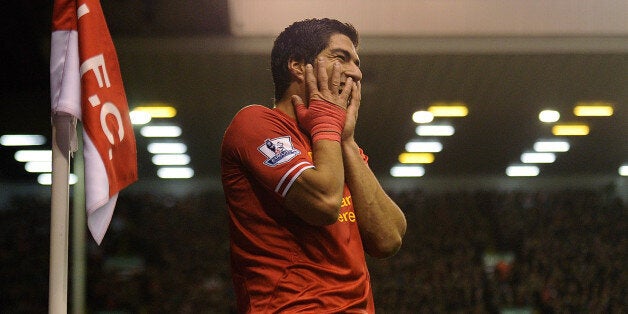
[50,0,137,244]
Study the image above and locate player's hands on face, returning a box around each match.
[342,80,361,141]
[291,57,360,142]
[304,58,354,109]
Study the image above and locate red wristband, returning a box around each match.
[295,99,346,142]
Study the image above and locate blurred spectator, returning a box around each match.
[1,188,624,312]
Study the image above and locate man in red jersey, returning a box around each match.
[221,18,407,313]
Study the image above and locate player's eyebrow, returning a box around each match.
[330,48,360,67]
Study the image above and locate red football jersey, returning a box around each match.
[221,105,374,313]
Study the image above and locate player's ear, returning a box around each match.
[288,59,305,82]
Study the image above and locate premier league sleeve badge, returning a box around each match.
[258,136,301,167]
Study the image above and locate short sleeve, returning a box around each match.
[222,106,314,198]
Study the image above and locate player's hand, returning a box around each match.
[342,81,361,141]
[305,58,353,109]
[291,58,354,142]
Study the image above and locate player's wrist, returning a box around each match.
[341,137,358,149]
[311,129,342,142]
[300,99,346,143]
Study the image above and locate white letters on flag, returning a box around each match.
[51,0,138,244]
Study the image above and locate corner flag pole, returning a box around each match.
[49,113,77,314]
[72,123,87,314]
[49,1,138,310]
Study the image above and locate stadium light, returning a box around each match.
[140,125,182,138]
[0,134,46,146]
[533,139,570,152]
[520,152,556,163]
[538,109,560,123]
[416,125,455,136]
[412,110,434,123]
[405,140,443,153]
[506,165,539,177]
[552,124,589,136]
[157,167,194,179]
[147,142,188,154]
[398,152,435,164]
[390,165,425,177]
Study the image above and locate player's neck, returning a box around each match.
[274,83,304,120]
[274,99,296,120]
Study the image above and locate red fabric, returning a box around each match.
[76,0,137,195]
[294,99,346,142]
[52,0,77,31]
[221,105,374,313]
[51,0,137,243]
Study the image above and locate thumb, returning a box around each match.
[291,95,307,116]
[291,95,304,107]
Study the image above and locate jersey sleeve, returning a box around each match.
[223,106,314,198]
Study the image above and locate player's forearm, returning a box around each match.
[308,139,346,202]
[342,140,407,258]
[284,139,345,225]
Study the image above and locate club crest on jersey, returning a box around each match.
[258,136,301,167]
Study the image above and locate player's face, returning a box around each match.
[316,34,362,92]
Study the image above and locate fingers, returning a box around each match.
[292,95,307,122]
[304,64,318,96]
[306,59,341,94]
[291,95,307,114]
[330,62,341,95]
[351,81,361,106]
[316,58,331,94]
[348,81,361,113]
[304,59,330,96]
[304,58,354,108]
[291,95,304,106]
[340,77,353,98]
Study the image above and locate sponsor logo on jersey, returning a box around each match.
[337,196,355,222]
[258,136,301,167]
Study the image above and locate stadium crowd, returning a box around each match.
[1,187,625,313]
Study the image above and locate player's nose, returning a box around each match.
[345,63,362,82]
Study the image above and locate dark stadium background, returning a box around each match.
[1,1,626,312]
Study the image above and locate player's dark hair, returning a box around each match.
[271,18,359,102]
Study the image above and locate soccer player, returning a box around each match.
[221,18,407,313]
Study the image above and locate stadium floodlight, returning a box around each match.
[140,125,182,138]
[132,105,177,118]
[0,134,46,146]
[390,165,425,177]
[574,102,613,117]
[506,165,539,177]
[520,152,556,164]
[428,103,468,117]
[412,110,434,123]
[130,111,152,125]
[416,125,455,136]
[157,167,194,179]
[533,139,570,152]
[538,109,560,123]
[552,124,589,136]
[25,161,52,173]
[619,165,628,176]
[37,173,78,185]
[398,152,434,164]
[147,142,188,154]
[151,154,191,166]
[405,140,443,153]
[15,150,52,162]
